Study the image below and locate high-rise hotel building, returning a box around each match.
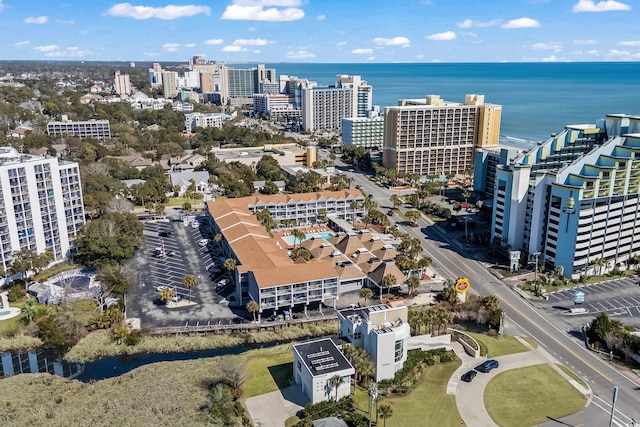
[382,94,501,177]
[491,114,640,278]
[0,147,84,272]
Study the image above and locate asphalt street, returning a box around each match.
[334,157,640,427]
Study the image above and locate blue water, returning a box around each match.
[267,62,640,145]
[282,231,335,246]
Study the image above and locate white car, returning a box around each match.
[217,279,228,288]
[190,221,199,229]
[198,238,209,247]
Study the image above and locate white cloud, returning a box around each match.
[253,49,261,54]
[34,45,58,52]
[205,39,224,45]
[285,49,315,59]
[0,1,4,11]
[607,49,640,60]
[317,14,325,20]
[367,56,375,61]
[232,38,271,46]
[574,39,597,45]
[531,42,563,52]
[248,26,256,32]
[374,36,410,47]
[185,43,196,48]
[588,50,600,55]
[144,52,160,57]
[106,3,211,20]
[351,48,374,54]
[15,41,30,46]
[501,17,541,29]
[426,31,457,41]
[456,18,500,28]
[336,41,347,46]
[619,40,640,46]
[541,54,566,62]
[572,0,631,12]
[45,48,93,58]
[24,16,48,24]
[416,54,425,59]
[222,45,246,52]
[55,19,75,24]
[162,43,181,52]
[221,1,304,22]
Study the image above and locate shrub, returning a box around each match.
[7,286,25,302]
[487,329,498,337]
[478,340,488,357]
[124,330,143,346]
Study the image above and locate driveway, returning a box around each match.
[449,337,591,427]
[245,385,308,427]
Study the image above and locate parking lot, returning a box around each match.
[534,276,640,330]
[125,216,240,328]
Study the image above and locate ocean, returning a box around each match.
[266,62,640,147]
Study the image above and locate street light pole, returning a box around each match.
[609,386,618,427]
[531,252,541,282]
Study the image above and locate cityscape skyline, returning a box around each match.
[0,0,639,63]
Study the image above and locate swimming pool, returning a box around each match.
[282,232,335,246]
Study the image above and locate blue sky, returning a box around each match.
[2,0,640,62]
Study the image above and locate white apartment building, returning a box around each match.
[293,337,354,404]
[184,112,232,133]
[253,94,300,118]
[342,117,384,149]
[46,116,111,139]
[383,94,501,177]
[338,304,410,381]
[114,71,131,95]
[0,147,85,272]
[302,75,373,132]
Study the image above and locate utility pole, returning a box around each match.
[608,386,618,427]
[531,252,541,282]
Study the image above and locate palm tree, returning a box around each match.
[405,210,421,226]
[21,299,38,324]
[359,287,373,307]
[328,374,343,401]
[390,194,402,209]
[417,256,432,278]
[378,403,393,427]
[214,233,223,246]
[246,300,259,322]
[223,258,237,272]
[406,274,420,296]
[159,287,175,304]
[182,274,197,302]
[380,274,397,300]
[350,200,362,227]
[291,229,306,249]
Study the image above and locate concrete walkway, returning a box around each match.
[448,336,592,427]
[244,384,308,427]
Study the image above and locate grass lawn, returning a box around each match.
[353,360,462,427]
[485,364,587,427]
[242,344,294,398]
[466,332,529,358]
[522,336,538,348]
[0,301,26,337]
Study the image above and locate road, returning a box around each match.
[334,158,640,426]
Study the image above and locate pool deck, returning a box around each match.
[273,225,334,248]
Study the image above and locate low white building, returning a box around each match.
[293,337,355,404]
[338,304,410,381]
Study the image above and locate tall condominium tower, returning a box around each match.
[114,71,131,95]
[382,94,501,177]
[0,147,84,271]
[490,114,640,279]
[162,71,178,98]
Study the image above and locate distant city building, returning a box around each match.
[382,94,501,177]
[293,337,354,404]
[490,113,640,278]
[212,143,315,167]
[162,71,178,98]
[0,147,85,272]
[184,112,233,133]
[342,117,384,149]
[219,64,277,105]
[302,75,373,132]
[114,71,131,95]
[46,116,111,139]
[149,63,163,88]
[338,305,410,381]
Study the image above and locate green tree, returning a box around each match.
[246,300,259,322]
[441,279,459,305]
[390,194,402,209]
[417,256,433,277]
[223,258,237,272]
[260,179,280,195]
[328,374,343,401]
[112,325,129,345]
[182,274,197,302]
[359,287,373,307]
[159,287,175,304]
[256,209,276,232]
[380,274,397,299]
[21,298,38,324]
[349,200,362,227]
[76,212,144,266]
[406,274,421,296]
[95,265,131,297]
[292,229,306,249]
[452,202,462,215]
[182,201,192,212]
[378,403,393,427]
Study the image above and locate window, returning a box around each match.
[394,340,404,362]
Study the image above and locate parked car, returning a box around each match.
[170,295,182,303]
[198,239,209,247]
[190,221,199,229]
[461,370,478,382]
[167,251,176,257]
[387,210,394,216]
[216,279,228,289]
[475,359,499,373]
[159,231,172,237]
[355,184,362,189]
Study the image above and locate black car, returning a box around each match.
[460,370,477,382]
[475,359,499,373]
[159,231,172,237]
